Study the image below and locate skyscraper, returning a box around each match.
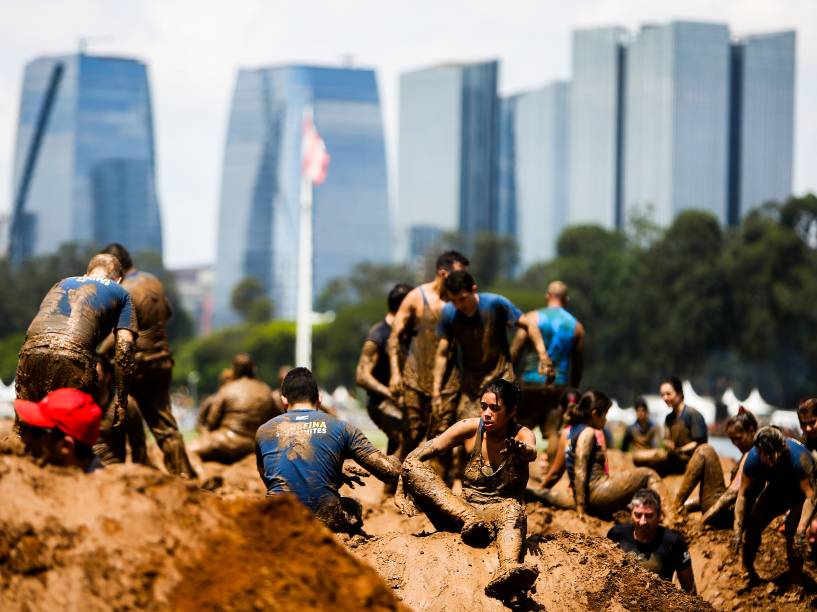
[9,52,162,264]
[568,27,627,229]
[729,31,795,223]
[397,60,499,260]
[623,21,731,226]
[212,65,390,325]
[507,82,570,266]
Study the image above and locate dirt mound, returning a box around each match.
[0,454,401,611]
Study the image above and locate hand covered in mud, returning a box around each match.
[112,398,127,428]
[389,373,404,399]
[538,357,555,384]
[342,464,370,488]
[502,438,532,459]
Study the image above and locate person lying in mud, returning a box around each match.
[621,398,658,452]
[356,283,413,457]
[401,378,539,602]
[16,254,136,424]
[15,388,104,473]
[189,354,278,464]
[673,407,758,527]
[93,355,150,466]
[256,367,400,533]
[633,377,708,475]
[566,390,672,519]
[608,489,696,593]
[733,426,817,584]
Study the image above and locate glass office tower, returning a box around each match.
[729,31,795,223]
[623,22,731,226]
[212,65,390,325]
[9,53,162,264]
[568,27,627,229]
[397,60,499,259]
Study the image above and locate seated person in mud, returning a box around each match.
[15,388,104,473]
[256,367,400,533]
[401,378,539,602]
[608,489,696,594]
[189,353,279,464]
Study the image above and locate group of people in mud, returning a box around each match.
[8,245,817,604]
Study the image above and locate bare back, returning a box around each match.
[122,270,172,361]
[218,377,277,437]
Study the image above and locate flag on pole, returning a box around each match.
[302,114,330,185]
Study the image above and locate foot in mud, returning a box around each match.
[484,563,539,602]
[460,519,491,548]
[737,570,762,594]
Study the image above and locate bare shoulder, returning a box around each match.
[515,425,536,443]
[574,321,586,336]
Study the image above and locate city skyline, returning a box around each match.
[0,2,814,268]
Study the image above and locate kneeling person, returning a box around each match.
[402,379,539,602]
[256,367,400,533]
[608,489,696,593]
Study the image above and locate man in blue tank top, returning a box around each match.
[511,281,584,460]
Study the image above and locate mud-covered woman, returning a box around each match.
[400,378,539,602]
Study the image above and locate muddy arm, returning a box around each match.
[346,426,401,484]
[388,292,416,396]
[702,454,746,525]
[406,419,479,465]
[543,430,568,489]
[509,325,528,363]
[205,393,226,431]
[733,472,752,538]
[796,477,816,535]
[431,335,451,398]
[356,340,391,398]
[113,329,135,427]
[573,428,596,514]
[517,312,553,381]
[570,322,585,388]
[677,567,697,594]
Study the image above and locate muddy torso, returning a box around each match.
[607,524,691,581]
[403,286,458,395]
[743,438,815,491]
[462,420,528,504]
[565,423,608,489]
[664,405,708,461]
[23,276,137,354]
[122,271,172,362]
[218,377,277,437]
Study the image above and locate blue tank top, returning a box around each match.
[521,307,577,385]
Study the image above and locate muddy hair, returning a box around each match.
[435,250,470,272]
[660,376,683,397]
[797,398,817,421]
[573,390,612,425]
[560,387,582,425]
[282,367,319,405]
[753,426,786,457]
[629,488,661,514]
[725,406,758,433]
[443,270,475,295]
[480,378,521,413]
[99,243,133,271]
[387,283,413,314]
[86,254,123,280]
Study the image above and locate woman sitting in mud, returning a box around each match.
[672,407,758,526]
[566,390,672,519]
[401,378,539,602]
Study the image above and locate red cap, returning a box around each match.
[15,388,102,447]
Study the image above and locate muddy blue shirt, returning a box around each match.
[521,307,578,385]
[743,438,815,492]
[255,409,381,512]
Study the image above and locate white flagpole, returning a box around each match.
[295,108,314,369]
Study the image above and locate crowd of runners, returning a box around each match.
[8,246,817,604]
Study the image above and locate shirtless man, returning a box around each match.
[401,379,539,602]
[16,254,136,428]
[189,353,278,464]
[356,283,412,455]
[633,377,708,475]
[388,251,469,461]
[100,243,196,478]
[435,270,553,425]
[511,281,584,459]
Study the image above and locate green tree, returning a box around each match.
[316,262,414,312]
[231,277,273,322]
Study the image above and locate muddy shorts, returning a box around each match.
[403,388,458,445]
[15,348,97,402]
[188,429,255,464]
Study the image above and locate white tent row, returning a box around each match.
[607,380,717,426]
[721,387,777,417]
[0,378,15,418]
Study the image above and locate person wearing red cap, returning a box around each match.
[15,388,104,473]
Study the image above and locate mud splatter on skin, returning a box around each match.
[215,378,277,439]
[675,444,727,512]
[121,271,172,361]
[403,293,458,395]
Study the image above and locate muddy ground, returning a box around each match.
[2,416,815,611]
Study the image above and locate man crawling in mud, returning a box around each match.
[401,378,539,602]
[256,367,400,533]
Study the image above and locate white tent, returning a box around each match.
[770,409,801,432]
[0,378,15,419]
[682,381,716,424]
[742,389,776,417]
[606,399,635,424]
[721,388,742,416]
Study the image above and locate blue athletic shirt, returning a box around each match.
[521,306,577,385]
[255,408,381,512]
[743,437,815,491]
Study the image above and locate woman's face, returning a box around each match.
[727,423,756,454]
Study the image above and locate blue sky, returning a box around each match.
[0,0,814,267]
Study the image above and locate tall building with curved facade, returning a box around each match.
[9,52,162,264]
[212,65,390,325]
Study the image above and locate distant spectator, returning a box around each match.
[621,398,658,452]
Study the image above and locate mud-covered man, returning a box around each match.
[733,426,817,584]
[100,244,196,478]
[387,251,469,462]
[189,353,278,464]
[435,270,553,425]
[401,379,539,602]
[355,283,412,455]
[16,254,136,428]
[256,367,400,533]
[511,280,584,459]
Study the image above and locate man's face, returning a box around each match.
[636,406,649,425]
[449,288,478,316]
[660,384,682,409]
[480,391,510,432]
[631,502,660,540]
[799,414,817,441]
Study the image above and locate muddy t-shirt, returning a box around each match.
[25,276,137,352]
[122,270,172,361]
[743,438,814,491]
[664,405,708,451]
[607,524,691,581]
[255,409,380,512]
